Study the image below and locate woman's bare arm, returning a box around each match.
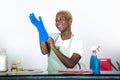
[48,37,81,68]
[40,42,50,55]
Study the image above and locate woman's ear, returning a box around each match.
[69,19,72,25]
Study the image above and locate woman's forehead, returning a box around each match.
[56,13,68,19]
[56,13,65,17]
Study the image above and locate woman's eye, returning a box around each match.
[56,17,66,22]
[59,18,65,21]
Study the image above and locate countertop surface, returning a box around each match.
[101,71,120,74]
[0,70,120,75]
[0,70,120,80]
[0,69,48,75]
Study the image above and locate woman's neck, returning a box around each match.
[61,31,72,40]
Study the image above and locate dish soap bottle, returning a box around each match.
[90,45,100,74]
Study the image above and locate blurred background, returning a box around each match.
[0,0,120,71]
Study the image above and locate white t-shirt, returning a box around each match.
[50,33,83,57]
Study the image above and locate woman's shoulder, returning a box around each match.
[72,33,82,40]
[49,33,60,40]
[72,33,83,44]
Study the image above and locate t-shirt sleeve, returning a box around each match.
[49,33,60,41]
[71,38,83,57]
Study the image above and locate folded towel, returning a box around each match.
[58,68,92,74]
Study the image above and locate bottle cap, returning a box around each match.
[17,60,21,64]
[92,50,96,53]
[91,45,100,53]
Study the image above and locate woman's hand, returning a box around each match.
[48,37,56,49]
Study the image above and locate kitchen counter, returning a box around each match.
[0,69,48,75]
[101,71,120,74]
[0,71,120,80]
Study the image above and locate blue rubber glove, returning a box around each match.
[29,13,49,42]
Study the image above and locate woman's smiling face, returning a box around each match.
[55,13,72,32]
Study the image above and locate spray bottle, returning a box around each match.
[90,45,100,74]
